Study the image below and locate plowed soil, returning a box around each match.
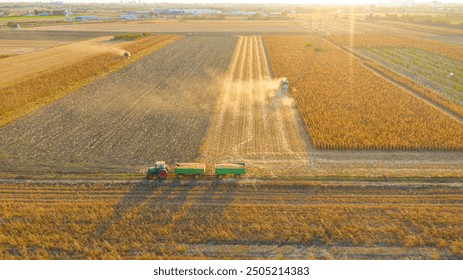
[0,36,237,174]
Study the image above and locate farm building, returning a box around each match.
[152,9,184,16]
[120,14,139,20]
[75,15,100,21]
[183,9,221,15]
[226,11,258,16]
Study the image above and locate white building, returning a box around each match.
[182,9,221,15]
[74,15,100,21]
[120,14,139,20]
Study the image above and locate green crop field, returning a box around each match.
[360,47,463,105]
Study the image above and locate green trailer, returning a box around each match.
[174,163,205,179]
[215,162,246,178]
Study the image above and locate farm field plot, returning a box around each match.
[0,30,116,57]
[200,35,312,175]
[0,35,180,128]
[327,35,463,117]
[0,36,126,87]
[328,35,463,61]
[0,36,237,174]
[31,19,304,34]
[1,181,462,259]
[297,18,463,46]
[0,39,67,56]
[264,35,463,151]
[0,30,114,42]
[359,47,463,106]
[373,20,463,36]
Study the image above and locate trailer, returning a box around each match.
[215,162,246,178]
[174,162,205,179]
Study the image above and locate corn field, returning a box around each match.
[264,35,463,150]
[328,35,463,61]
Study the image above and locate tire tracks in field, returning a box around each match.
[2,183,463,205]
[200,36,312,175]
[0,36,237,172]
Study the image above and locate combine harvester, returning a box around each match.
[146,161,245,179]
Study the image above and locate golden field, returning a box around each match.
[264,35,463,150]
[0,182,462,259]
[0,35,179,127]
[328,35,463,61]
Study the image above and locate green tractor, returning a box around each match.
[146,161,169,179]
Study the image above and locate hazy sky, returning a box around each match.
[2,0,463,4]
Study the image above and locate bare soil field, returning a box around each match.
[0,36,128,87]
[0,30,113,41]
[200,36,311,175]
[0,39,67,56]
[0,36,236,174]
[0,30,117,56]
[30,19,304,34]
[1,180,462,259]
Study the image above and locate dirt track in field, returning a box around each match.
[0,36,236,174]
[200,36,312,175]
[0,36,128,87]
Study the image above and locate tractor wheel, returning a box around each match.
[158,170,168,179]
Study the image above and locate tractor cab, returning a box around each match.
[155,161,167,170]
[146,161,169,179]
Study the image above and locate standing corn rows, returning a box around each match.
[264,35,463,150]
[328,35,463,61]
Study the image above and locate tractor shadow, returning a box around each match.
[89,177,239,253]
[91,178,187,239]
[167,178,238,245]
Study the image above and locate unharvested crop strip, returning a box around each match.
[264,35,463,151]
